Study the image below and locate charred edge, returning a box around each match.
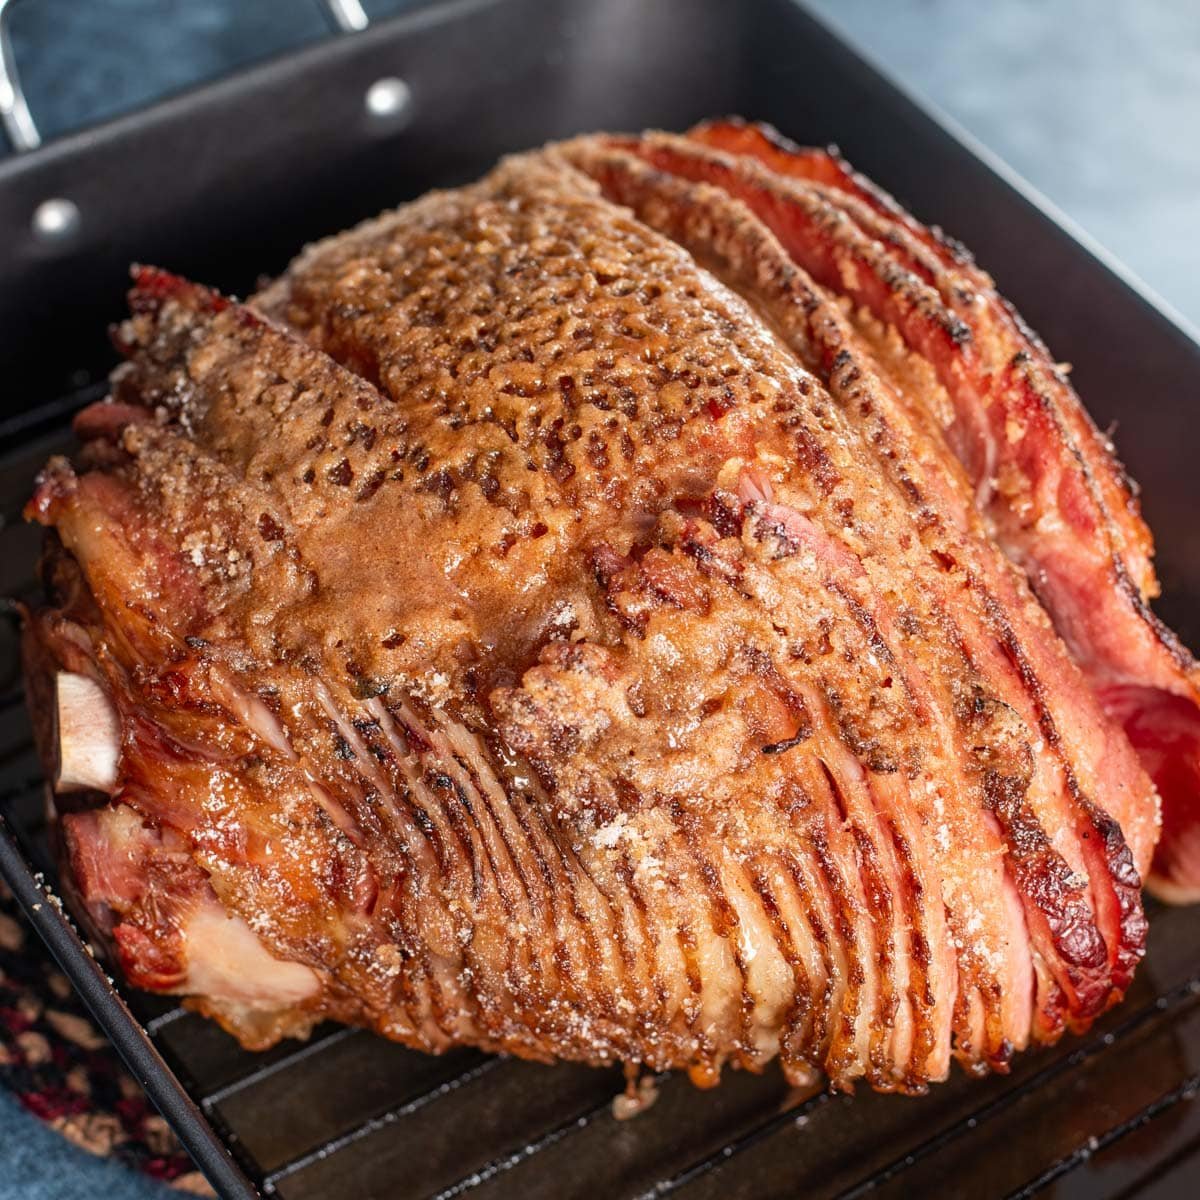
[998,294,1146,514]
[982,767,1110,1021]
[689,118,977,273]
[667,129,974,350]
[539,812,626,1038]
[1076,794,1148,993]
[127,264,231,317]
[664,845,713,1061]
[762,730,812,755]
[440,758,533,1009]
[979,588,1145,992]
[669,133,972,354]
[1112,552,1197,674]
[476,731,579,1004]
[612,848,672,1046]
[885,813,938,1090]
[1006,357,1155,603]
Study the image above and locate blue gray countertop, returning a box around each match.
[0,2,1196,1197]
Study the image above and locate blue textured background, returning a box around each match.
[0,2,1197,1196]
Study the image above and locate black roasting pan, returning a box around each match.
[1,2,1199,1197]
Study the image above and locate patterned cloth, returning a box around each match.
[0,883,210,1194]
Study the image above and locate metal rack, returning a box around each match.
[1,1,1199,1196]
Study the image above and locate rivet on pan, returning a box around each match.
[365,77,411,122]
[31,197,81,242]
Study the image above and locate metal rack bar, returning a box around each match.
[1107,1125,1200,1200]
[1006,1073,1200,1200]
[635,1091,834,1200]
[260,1056,504,1193]
[429,1091,626,1200]
[199,1026,360,1110]
[143,1005,190,1037]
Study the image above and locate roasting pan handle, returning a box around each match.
[0,0,38,152]
[322,0,371,34]
[0,0,370,155]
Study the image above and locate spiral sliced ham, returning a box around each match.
[646,120,1200,903]
[22,126,1191,1095]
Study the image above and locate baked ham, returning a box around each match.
[20,122,1198,1095]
